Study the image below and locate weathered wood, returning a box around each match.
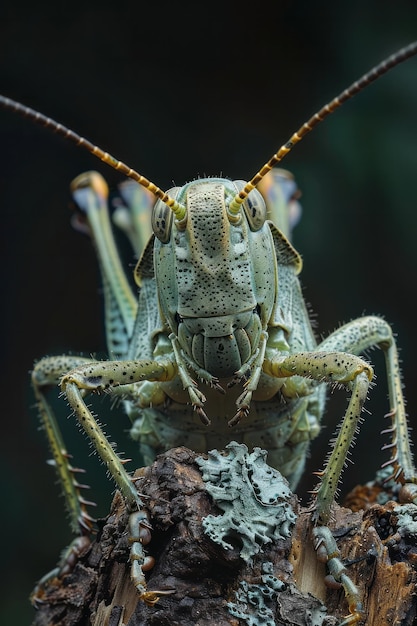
[31,447,417,625]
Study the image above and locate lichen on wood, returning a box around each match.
[31,446,417,626]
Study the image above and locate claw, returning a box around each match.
[212,380,226,394]
[228,389,252,427]
[228,406,249,427]
[140,588,176,606]
[227,371,249,389]
[196,406,211,426]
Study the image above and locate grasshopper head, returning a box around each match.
[152,178,277,378]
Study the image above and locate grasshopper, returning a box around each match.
[1,41,417,624]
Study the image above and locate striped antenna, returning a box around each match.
[0,96,187,220]
[228,41,417,214]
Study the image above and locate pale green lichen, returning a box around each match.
[196,441,296,562]
[227,561,285,626]
[393,503,417,538]
[227,561,330,626]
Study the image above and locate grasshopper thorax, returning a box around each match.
[153,178,277,377]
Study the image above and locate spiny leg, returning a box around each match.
[32,355,98,535]
[263,349,372,622]
[34,355,178,602]
[312,317,417,621]
[264,315,417,622]
[60,356,181,600]
[264,349,373,523]
[264,316,417,517]
[317,316,417,497]
[31,355,99,603]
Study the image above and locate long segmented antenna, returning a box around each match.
[228,40,417,214]
[0,95,187,220]
[1,41,416,219]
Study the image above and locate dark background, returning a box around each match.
[1,2,416,623]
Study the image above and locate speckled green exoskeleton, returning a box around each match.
[1,41,417,624]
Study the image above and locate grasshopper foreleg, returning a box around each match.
[169,333,212,424]
[229,330,268,426]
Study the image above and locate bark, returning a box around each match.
[31,447,417,626]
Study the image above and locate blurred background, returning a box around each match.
[1,1,416,623]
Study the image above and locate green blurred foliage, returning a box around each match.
[0,2,416,623]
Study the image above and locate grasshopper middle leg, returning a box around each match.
[32,353,178,603]
[264,315,417,623]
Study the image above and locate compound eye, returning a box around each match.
[243,188,267,231]
[232,181,266,231]
[151,186,179,242]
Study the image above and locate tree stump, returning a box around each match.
[31,447,417,625]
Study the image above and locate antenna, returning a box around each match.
[228,41,417,214]
[0,95,187,220]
